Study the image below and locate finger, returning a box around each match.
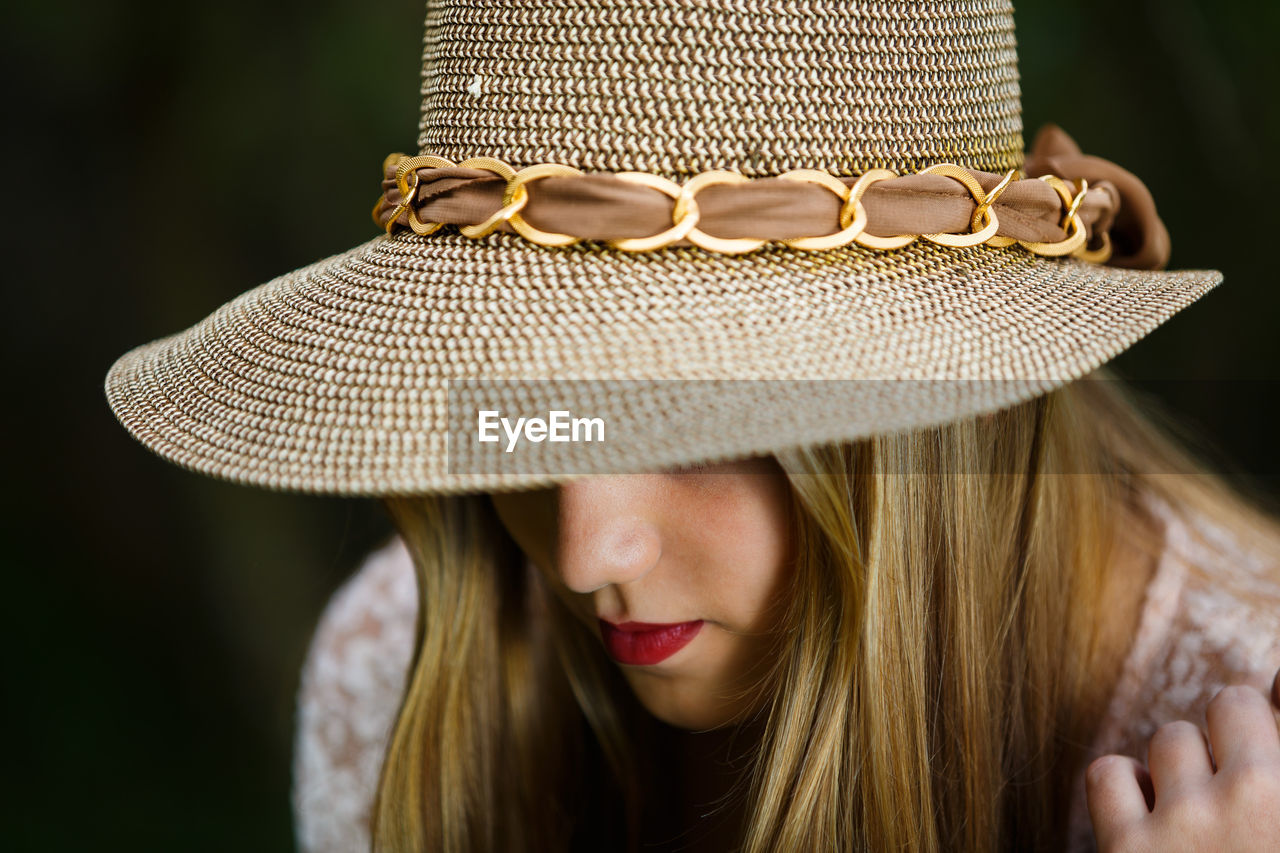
[1206,684,1280,771]
[1087,754,1152,849]
[1146,720,1214,800]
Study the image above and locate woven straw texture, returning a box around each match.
[105,0,1223,495]
[105,231,1220,495]
[417,0,1025,177]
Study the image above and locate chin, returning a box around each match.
[626,674,739,731]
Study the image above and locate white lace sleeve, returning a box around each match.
[291,536,418,853]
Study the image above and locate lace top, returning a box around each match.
[292,539,417,853]
[291,495,1280,852]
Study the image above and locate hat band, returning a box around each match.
[372,126,1169,269]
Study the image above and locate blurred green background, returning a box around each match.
[3,1,1276,849]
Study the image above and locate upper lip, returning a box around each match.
[599,618,699,631]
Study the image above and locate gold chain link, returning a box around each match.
[376,154,1114,263]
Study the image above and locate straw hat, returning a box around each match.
[104,0,1221,496]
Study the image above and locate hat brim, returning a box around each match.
[104,231,1221,495]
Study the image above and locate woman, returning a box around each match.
[103,1,1280,850]
[292,371,1280,852]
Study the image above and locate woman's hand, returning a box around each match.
[1086,669,1280,852]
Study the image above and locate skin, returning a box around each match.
[488,453,794,730]
[489,459,1280,848]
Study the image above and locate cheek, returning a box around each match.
[689,483,793,632]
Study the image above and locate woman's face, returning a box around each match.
[488,454,795,730]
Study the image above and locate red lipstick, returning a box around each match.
[598,619,704,666]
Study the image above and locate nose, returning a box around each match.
[555,476,663,594]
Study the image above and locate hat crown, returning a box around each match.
[416,0,1025,178]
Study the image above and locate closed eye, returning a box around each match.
[664,459,713,475]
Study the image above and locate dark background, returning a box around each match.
[4,1,1277,849]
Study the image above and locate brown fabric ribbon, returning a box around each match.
[374,126,1169,270]
[1022,124,1170,270]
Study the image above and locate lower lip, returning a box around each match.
[598,620,704,666]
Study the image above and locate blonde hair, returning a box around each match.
[371,368,1280,852]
